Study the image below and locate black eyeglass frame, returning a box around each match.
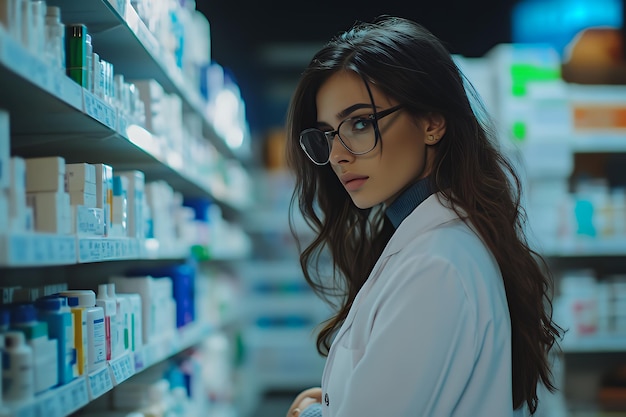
[299,104,403,165]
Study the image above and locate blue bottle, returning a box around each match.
[35,296,76,385]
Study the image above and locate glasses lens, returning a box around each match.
[300,129,330,164]
[338,117,377,154]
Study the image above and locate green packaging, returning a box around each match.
[65,24,88,87]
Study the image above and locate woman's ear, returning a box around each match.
[423,112,446,145]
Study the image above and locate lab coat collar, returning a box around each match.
[381,192,463,259]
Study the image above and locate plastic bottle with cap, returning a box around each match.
[2,331,34,403]
[9,303,58,393]
[60,290,106,373]
[111,175,128,237]
[96,283,117,361]
[35,295,76,385]
[107,283,129,356]
[44,6,65,72]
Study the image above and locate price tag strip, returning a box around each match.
[0,234,78,266]
[82,91,117,131]
[109,352,135,385]
[87,366,114,401]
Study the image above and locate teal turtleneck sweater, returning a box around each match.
[385,176,434,229]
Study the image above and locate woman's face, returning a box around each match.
[315,70,442,209]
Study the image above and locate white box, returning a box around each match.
[25,156,66,192]
[0,109,9,190]
[68,190,97,208]
[117,170,145,239]
[71,205,104,236]
[66,181,96,195]
[94,163,112,236]
[66,163,96,189]
[8,157,27,232]
[130,80,165,135]
[109,275,155,345]
[26,191,70,234]
[118,293,142,352]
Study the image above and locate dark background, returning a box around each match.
[196,1,518,139]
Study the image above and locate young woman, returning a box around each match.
[284,16,562,417]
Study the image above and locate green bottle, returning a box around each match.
[65,24,88,87]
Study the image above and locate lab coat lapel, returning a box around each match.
[330,193,461,344]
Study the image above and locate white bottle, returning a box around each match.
[29,1,45,55]
[2,331,34,403]
[44,6,65,72]
[0,0,22,42]
[107,283,129,356]
[111,175,128,237]
[62,290,106,372]
[85,33,93,93]
[96,283,117,361]
[19,0,31,51]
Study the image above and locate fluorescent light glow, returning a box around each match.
[126,124,160,157]
[213,88,245,149]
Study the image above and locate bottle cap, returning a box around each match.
[35,296,67,311]
[97,284,109,299]
[46,6,61,18]
[60,290,96,307]
[107,283,116,298]
[68,24,86,38]
[4,331,26,348]
[11,303,37,324]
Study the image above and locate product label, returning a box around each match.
[92,317,106,365]
[72,309,88,376]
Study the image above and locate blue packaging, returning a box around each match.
[35,296,76,385]
[126,263,196,328]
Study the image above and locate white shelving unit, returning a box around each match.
[457,46,626,415]
[0,1,251,415]
[236,169,329,408]
[540,237,626,258]
[1,322,213,417]
[561,334,626,354]
[0,26,248,212]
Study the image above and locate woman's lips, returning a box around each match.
[341,174,369,191]
[345,178,367,191]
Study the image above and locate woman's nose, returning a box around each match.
[329,136,354,165]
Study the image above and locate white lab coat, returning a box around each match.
[320,193,528,417]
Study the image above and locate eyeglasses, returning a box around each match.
[299,105,403,165]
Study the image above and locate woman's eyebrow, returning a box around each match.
[315,103,379,127]
[336,103,376,120]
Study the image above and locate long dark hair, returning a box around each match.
[286,16,562,413]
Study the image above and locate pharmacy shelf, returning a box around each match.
[560,335,626,353]
[45,0,240,161]
[0,234,161,267]
[1,321,212,417]
[0,233,253,267]
[0,29,248,211]
[539,237,626,258]
[572,134,626,153]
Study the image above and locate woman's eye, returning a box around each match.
[351,118,372,131]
